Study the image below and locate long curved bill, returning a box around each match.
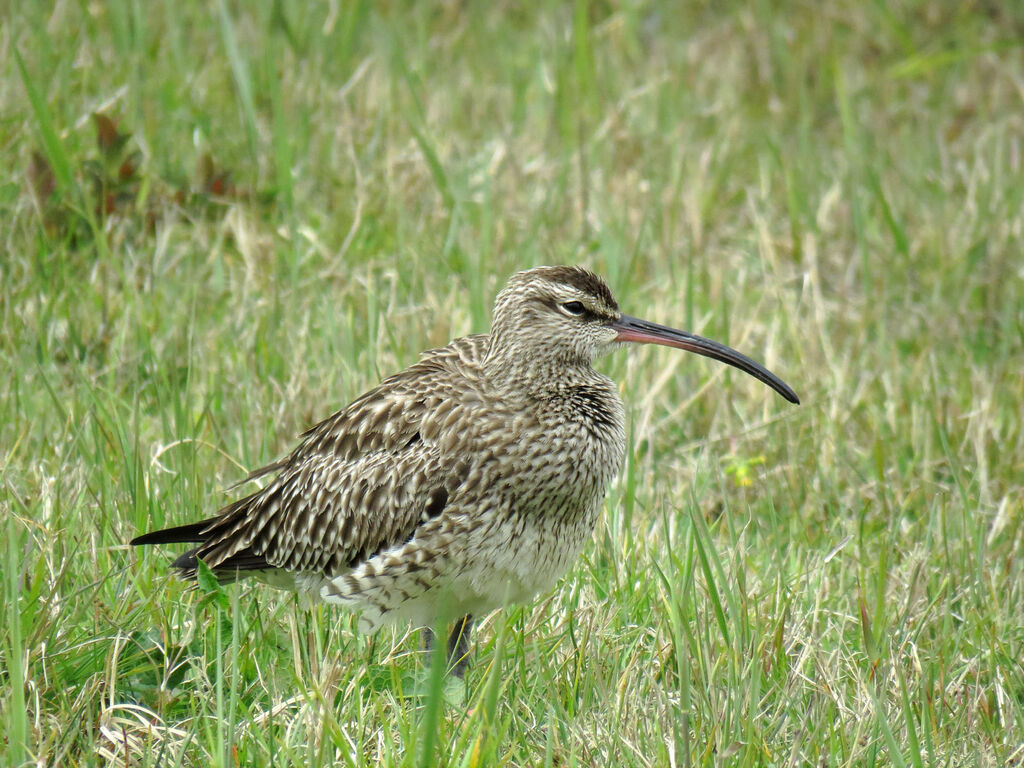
[612,314,800,404]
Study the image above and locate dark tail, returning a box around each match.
[132,520,210,579]
[131,510,272,580]
[130,520,213,546]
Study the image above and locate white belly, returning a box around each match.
[452,506,599,616]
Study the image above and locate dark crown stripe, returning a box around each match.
[535,266,618,311]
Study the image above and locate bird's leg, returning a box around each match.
[446,615,474,679]
[422,626,436,654]
[421,618,472,677]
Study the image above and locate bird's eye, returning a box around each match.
[561,301,586,316]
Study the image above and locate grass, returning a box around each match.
[2,1,1023,765]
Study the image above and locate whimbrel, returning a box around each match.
[132,266,798,676]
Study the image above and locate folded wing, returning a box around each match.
[132,335,487,581]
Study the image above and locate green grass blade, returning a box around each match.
[14,47,74,193]
[216,0,260,161]
[5,514,29,767]
[871,686,909,768]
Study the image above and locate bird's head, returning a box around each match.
[490,265,622,367]
[489,265,799,404]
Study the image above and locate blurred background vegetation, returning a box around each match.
[2,1,1023,765]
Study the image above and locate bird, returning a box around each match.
[131,266,799,677]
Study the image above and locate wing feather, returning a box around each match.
[163,334,488,580]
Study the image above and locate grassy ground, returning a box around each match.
[3,1,1023,765]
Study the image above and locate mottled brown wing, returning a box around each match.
[176,335,487,578]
